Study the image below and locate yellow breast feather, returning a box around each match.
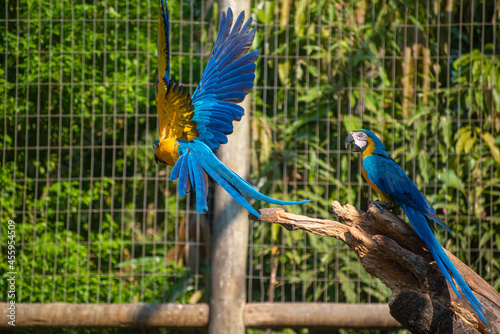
[361,137,391,203]
[361,137,375,159]
[361,166,391,203]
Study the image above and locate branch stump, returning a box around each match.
[249,202,500,334]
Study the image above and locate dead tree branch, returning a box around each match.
[249,202,500,334]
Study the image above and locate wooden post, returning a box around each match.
[209,0,252,333]
[0,302,402,329]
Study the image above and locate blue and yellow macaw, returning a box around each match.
[345,129,487,324]
[153,0,309,216]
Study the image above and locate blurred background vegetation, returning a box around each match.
[0,0,499,333]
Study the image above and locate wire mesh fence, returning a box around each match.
[1,0,499,329]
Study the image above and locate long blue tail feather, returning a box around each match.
[194,142,309,206]
[188,155,208,213]
[175,155,189,197]
[402,204,488,324]
[199,158,261,217]
[424,211,451,233]
[171,140,310,217]
[219,31,255,68]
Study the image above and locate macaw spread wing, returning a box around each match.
[190,9,259,150]
[157,81,198,142]
[153,0,312,216]
[156,0,195,142]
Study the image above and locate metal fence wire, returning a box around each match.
[1,0,499,321]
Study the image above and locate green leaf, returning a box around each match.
[481,132,500,164]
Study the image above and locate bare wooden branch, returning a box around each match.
[245,303,401,329]
[249,202,500,334]
[0,302,400,329]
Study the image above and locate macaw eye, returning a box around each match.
[355,132,366,140]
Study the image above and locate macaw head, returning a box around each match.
[344,129,386,154]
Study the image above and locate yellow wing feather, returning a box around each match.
[157,0,169,86]
[157,81,197,141]
[155,81,198,166]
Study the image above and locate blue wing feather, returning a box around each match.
[218,31,255,70]
[220,53,259,78]
[191,10,260,150]
[363,153,487,324]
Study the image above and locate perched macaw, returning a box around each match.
[345,129,487,324]
[153,0,309,216]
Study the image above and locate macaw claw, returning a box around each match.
[368,200,393,213]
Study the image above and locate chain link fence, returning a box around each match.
[1,0,499,331]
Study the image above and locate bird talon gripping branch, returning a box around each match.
[368,200,392,213]
[345,128,488,325]
[153,0,310,217]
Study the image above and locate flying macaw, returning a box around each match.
[153,0,309,216]
[345,129,487,324]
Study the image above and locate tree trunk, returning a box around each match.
[249,202,500,334]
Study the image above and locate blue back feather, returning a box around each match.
[191,9,260,150]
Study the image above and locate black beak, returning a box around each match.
[344,133,354,149]
[344,133,361,152]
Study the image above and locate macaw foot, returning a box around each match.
[368,200,393,213]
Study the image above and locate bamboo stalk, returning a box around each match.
[402,46,415,119]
